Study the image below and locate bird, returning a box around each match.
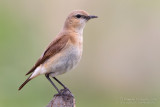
[18,10,98,94]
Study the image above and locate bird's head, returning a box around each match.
[63,10,98,33]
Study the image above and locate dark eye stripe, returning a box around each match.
[75,14,81,18]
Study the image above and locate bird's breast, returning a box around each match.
[60,44,82,71]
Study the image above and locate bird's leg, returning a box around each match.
[53,77,71,93]
[45,74,61,94]
[53,77,66,88]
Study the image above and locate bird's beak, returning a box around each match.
[89,15,98,19]
[85,15,98,21]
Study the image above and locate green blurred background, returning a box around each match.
[1,0,160,107]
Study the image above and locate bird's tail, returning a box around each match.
[18,77,32,91]
[19,66,41,90]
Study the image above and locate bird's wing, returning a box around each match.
[25,34,70,75]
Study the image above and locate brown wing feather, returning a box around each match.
[26,35,69,75]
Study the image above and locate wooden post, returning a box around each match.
[46,89,76,107]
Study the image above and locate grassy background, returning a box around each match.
[1,0,160,107]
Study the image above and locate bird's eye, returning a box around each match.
[75,14,81,18]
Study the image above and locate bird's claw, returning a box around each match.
[54,88,74,97]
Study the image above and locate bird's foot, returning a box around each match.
[62,88,74,97]
[54,88,74,97]
[64,87,71,93]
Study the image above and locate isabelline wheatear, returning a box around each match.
[18,10,98,94]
